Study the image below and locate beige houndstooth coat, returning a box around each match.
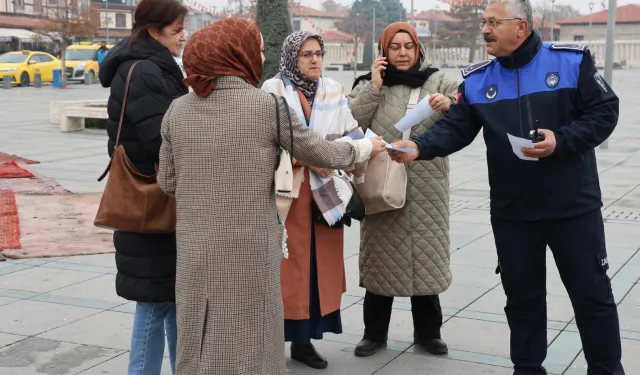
[157,76,371,375]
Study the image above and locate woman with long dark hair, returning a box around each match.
[98,0,189,373]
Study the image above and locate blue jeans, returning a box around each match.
[128,302,177,375]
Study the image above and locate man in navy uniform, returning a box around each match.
[389,0,625,374]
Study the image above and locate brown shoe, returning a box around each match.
[354,339,386,357]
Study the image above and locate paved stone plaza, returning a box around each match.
[0,69,639,375]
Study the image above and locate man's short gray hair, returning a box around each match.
[487,0,534,32]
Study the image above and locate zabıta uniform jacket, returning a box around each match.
[348,58,459,297]
[412,32,619,222]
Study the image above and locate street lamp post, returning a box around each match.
[105,0,109,44]
[432,2,439,63]
[372,6,376,64]
[548,0,556,41]
[588,1,595,49]
[354,13,360,80]
[411,0,414,26]
[601,0,617,150]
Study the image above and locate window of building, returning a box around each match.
[115,13,126,28]
[574,35,584,41]
[293,20,301,31]
[14,0,25,10]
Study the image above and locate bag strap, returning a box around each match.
[98,60,142,182]
[114,60,143,149]
[270,93,282,160]
[401,87,422,141]
[283,99,294,161]
[269,93,294,165]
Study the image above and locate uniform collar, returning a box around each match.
[496,32,542,70]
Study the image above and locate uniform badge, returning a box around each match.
[594,72,608,92]
[545,72,560,88]
[485,85,498,100]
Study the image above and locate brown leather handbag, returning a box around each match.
[94,60,176,233]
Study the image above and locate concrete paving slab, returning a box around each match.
[621,283,640,306]
[37,311,134,352]
[42,274,125,304]
[0,300,100,336]
[0,337,122,375]
[438,283,490,311]
[466,288,576,323]
[0,332,26,349]
[616,304,640,333]
[0,267,101,293]
[564,338,640,375]
[441,317,561,358]
[449,264,501,289]
[75,352,173,375]
[375,352,514,374]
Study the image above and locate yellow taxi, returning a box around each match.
[64,42,113,83]
[0,51,62,86]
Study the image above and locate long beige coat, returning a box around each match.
[157,76,370,375]
[348,59,459,297]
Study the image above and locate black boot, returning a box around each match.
[354,338,387,357]
[414,336,448,355]
[290,343,328,369]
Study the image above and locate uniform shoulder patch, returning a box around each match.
[549,43,588,53]
[461,60,494,79]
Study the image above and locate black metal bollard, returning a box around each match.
[34,73,42,88]
[2,75,10,89]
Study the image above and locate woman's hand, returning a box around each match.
[371,56,387,91]
[369,136,387,158]
[310,166,333,178]
[428,93,452,112]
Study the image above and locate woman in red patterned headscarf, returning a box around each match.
[182,17,264,96]
[158,17,384,375]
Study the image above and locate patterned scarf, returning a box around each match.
[183,18,263,97]
[262,75,364,226]
[279,31,325,106]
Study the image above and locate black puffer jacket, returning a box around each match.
[100,38,188,302]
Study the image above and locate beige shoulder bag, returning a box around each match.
[356,87,421,215]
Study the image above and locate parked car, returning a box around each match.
[0,51,62,86]
[64,42,114,84]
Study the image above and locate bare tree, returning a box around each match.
[37,0,98,88]
[227,0,257,17]
[534,1,581,41]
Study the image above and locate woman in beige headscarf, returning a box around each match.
[157,18,385,375]
[348,22,459,357]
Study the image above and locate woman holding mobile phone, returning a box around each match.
[347,22,460,357]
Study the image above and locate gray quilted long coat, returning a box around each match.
[157,76,370,375]
[348,59,459,297]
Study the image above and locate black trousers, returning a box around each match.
[492,209,624,375]
[362,290,443,343]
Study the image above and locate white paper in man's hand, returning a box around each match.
[507,133,538,161]
[365,129,414,153]
[394,95,434,133]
